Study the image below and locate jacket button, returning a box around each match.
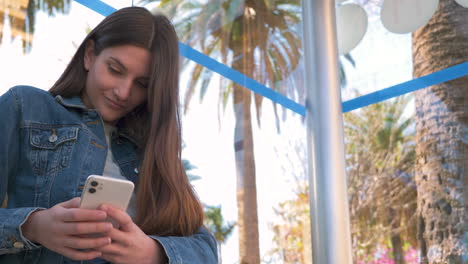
[13,242,24,249]
[49,134,58,143]
[134,168,139,174]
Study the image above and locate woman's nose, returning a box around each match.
[114,81,132,101]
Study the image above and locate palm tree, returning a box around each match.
[344,95,417,264]
[0,0,71,52]
[204,205,236,264]
[153,1,303,262]
[412,1,468,263]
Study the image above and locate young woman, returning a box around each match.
[0,6,217,264]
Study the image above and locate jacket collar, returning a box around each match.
[55,95,88,110]
[55,94,140,146]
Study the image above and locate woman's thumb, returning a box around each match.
[59,197,81,208]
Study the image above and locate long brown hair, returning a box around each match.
[49,7,203,236]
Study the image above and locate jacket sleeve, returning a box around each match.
[150,227,218,264]
[0,88,43,255]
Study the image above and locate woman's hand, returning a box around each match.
[97,204,167,264]
[22,197,113,260]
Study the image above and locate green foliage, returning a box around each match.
[344,95,418,258]
[268,183,310,263]
[203,205,236,244]
[182,158,201,182]
[33,0,71,16]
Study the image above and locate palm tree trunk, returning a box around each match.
[230,5,261,263]
[412,1,468,263]
[233,81,260,264]
[390,233,405,264]
[232,49,260,262]
[388,208,406,264]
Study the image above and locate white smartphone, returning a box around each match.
[80,175,134,213]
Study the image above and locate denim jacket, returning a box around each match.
[0,86,218,264]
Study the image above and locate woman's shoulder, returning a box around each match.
[9,85,51,97]
[6,85,64,116]
[8,85,55,104]
[5,86,84,126]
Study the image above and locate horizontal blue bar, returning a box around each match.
[179,43,306,116]
[342,62,468,113]
[74,0,116,16]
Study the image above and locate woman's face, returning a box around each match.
[83,43,151,124]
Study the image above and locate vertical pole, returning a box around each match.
[301,0,353,263]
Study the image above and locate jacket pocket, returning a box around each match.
[29,126,79,174]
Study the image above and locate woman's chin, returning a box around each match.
[101,115,119,125]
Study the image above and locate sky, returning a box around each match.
[0,0,415,262]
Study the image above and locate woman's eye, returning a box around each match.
[108,66,121,75]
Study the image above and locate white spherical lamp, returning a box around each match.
[336,4,368,54]
[381,0,439,34]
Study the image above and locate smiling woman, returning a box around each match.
[0,6,217,264]
[82,44,150,124]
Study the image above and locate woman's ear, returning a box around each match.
[84,40,96,72]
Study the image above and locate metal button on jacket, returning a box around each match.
[48,134,58,143]
[13,242,24,249]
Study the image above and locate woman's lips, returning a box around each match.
[106,97,125,110]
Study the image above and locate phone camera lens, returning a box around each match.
[89,188,96,193]
[91,181,98,187]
